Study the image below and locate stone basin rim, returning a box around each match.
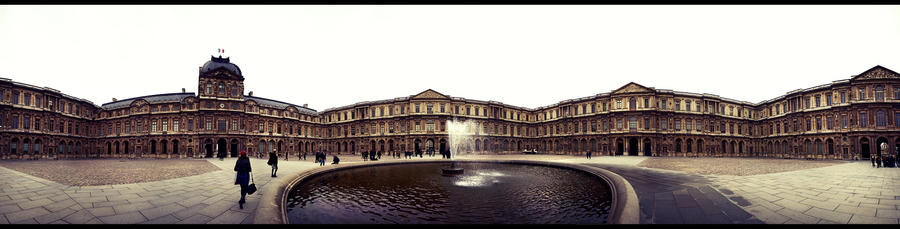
[253,159,640,224]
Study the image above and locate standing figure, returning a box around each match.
[872,155,877,168]
[233,151,252,209]
[320,151,326,166]
[587,151,592,159]
[267,151,279,177]
[377,151,382,160]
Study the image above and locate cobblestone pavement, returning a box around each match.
[0,154,898,224]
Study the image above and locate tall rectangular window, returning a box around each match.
[162,120,168,132]
[840,92,846,103]
[860,112,867,127]
[674,119,681,131]
[152,120,158,132]
[858,88,866,100]
[876,111,886,127]
[629,118,637,130]
[660,119,667,130]
[827,116,833,130]
[842,115,848,128]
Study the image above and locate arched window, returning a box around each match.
[218,83,225,95]
[205,83,212,95]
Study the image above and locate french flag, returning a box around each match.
[218,48,224,54]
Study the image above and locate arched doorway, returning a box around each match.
[379,140,386,152]
[876,137,889,157]
[231,139,239,157]
[861,137,871,159]
[644,139,652,156]
[414,139,422,153]
[205,139,213,158]
[628,138,638,156]
[426,139,435,153]
[616,138,624,156]
[150,140,157,155]
[217,139,227,158]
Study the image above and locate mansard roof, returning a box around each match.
[245,95,318,115]
[100,92,195,110]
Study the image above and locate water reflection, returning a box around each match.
[285,162,611,224]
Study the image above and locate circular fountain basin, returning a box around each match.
[282,161,618,224]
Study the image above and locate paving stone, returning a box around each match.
[197,201,234,218]
[0,204,22,214]
[87,206,116,217]
[176,214,212,224]
[206,210,249,224]
[801,199,840,211]
[678,207,709,224]
[805,207,852,224]
[4,207,50,223]
[774,199,812,213]
[17,198,53,210]
[140,203,185,220]
[775,208,819,224]
[99,211,147,224]
[113,201,155,214]
[744,205,790,224]
[61,209,96,224]
[141,214,180,224]
[848,214,899,224]
[92,200,130,208]
[34,208,76,224]
[173,203,209,220]
[875,208,900,218]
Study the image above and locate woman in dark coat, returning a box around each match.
[268,151,279,177]
[234,151,252,209]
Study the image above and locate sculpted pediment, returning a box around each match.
[412,89,449,100]
[852,65,900,81]
[612,82,654,94]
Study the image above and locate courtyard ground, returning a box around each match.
[0,154,896,224]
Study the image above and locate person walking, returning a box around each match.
[377,151,382,160]
[268,150,279,177]
[872,155,877,168]
[877,155,882,168]
[234,151,252,209]
[320,151,327,166]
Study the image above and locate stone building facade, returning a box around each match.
[1,56,899,160]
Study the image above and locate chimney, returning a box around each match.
[182,88,186,93]
[249,91,254,96]
[303,103,308,108]
[112,98,117,102]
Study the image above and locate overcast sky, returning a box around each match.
[1,5,899,111]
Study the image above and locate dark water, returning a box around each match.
[285,162,612,224]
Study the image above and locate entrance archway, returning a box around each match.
[230,139,239,157]
[426,139,435,153]
[644,139,652,156]
[205,139,213,158]
[628,138,638,156]
[861,137,871,159]
[616,138,624,156]
[217,139,227,158]
[876,137,889,157]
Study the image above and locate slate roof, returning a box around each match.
[100,93,195,110]
[245,95,318,115]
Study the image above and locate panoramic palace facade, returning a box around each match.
[1,55,899,160]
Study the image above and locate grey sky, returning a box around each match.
[1,5,899,111]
